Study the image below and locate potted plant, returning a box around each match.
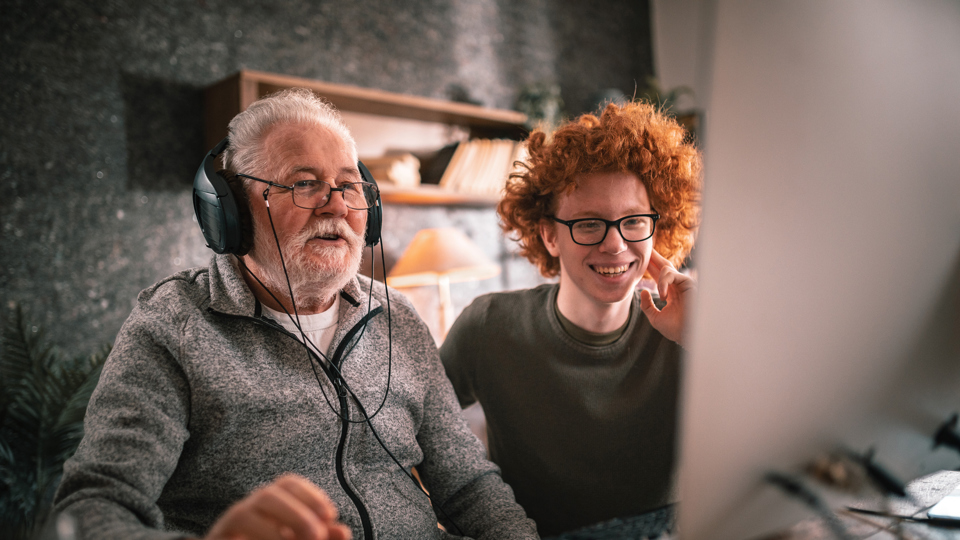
[0,304,109,539]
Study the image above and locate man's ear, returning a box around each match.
[540,220,561,257]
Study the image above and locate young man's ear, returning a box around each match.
[540,219,561,258]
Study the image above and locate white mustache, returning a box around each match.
[295,219,363,246]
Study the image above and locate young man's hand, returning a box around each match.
[204,474,352,540]
[639,250,697,347]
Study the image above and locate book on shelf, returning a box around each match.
[438,138,525,197]
[438,141,470,192]
[360,153,421,188]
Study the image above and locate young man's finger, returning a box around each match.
[660,268,683,301]
[650,249,674,268]
[647,249,676,280]
[640,289,660,317]
[646,250,665,279]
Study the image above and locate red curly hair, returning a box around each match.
[499,101,702,278]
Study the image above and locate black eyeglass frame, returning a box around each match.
[550,212,660,246]
[235,173,380,210]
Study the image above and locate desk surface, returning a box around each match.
[777,470,960,540]
[542,471,960,540]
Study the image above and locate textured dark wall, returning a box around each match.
[1,0,653,352]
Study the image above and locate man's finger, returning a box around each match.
[640,289,660,318]
[215,501,288,540]
[659,267,682,302]
[645,251,664,280]
[249,485,329,540]
[275,474,339,523]
[650,249,672,267]
[645,250,675,280]
[328,524,353,540]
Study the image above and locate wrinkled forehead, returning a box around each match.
[262,121,359,176]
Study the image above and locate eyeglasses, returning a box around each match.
[550,213,660,246]
[236,173,379,210]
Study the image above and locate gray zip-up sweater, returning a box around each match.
[53,254,538,540]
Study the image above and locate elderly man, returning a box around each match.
[53,88,538,540]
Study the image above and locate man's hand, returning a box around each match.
[204,474,352,540]
[639,250,697,347]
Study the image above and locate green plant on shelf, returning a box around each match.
[516,81,565,133]
[638,76,696,115]
[0,304,110,540]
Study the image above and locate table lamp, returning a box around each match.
[386,228,500,338]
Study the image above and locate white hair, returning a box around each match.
[222,87,357,179]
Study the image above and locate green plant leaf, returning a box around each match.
[1,306,38,425]
[0,304,110,538]
[639,76,697,114]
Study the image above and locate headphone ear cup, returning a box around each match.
[366,193,383,248]
[193,138,248,255]
[358,161,382,247]
[226,174,254,256]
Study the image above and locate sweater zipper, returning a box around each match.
[327,307,382,540]
[209,305,383,539]
[334,384,374,539]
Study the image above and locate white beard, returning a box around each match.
[247,217,365,312]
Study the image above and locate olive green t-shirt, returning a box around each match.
[440,284,682,536]
[554,297,631,346]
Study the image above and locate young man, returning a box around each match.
[441,102,702,537]
[54,88,537,540]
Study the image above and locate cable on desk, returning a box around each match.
[766,471,855,540]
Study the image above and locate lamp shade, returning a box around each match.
[387,228,500,288]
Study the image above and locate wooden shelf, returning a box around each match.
[203,69,527,151]
[378,184,500,207]
[203,70,527,207]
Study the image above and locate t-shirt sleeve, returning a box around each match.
[439,296,488,409]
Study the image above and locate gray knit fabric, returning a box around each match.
[53,254,538,540]
[440,284,681,536]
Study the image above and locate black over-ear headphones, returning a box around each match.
[192,137,383,254]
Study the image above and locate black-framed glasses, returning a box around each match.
[236,173,379,210]
[550,213,660,246]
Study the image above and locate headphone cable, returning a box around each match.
[249,194,460,534]
[240,204,384,423]
[236,256,349,420]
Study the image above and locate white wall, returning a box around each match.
[650,0,715,113]
[670,1,960,539]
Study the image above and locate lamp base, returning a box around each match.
[437,275,452,340]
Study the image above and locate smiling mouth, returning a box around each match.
[592,263,632,276]
[314,232,342,241]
